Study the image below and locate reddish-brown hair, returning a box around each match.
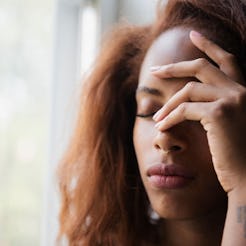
[58,1,246,245]
[152,0,246,77]
[57,24,154,245]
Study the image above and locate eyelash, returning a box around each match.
[136,111,157,118]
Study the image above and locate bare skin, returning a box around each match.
[152,30,246,193]
[134,26,246,245]
[151,29,246,245]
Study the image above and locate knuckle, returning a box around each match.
[185,81,197,91]
[230,88,246,106]
[228,89,240,103]
[219,52,237,68]
[209,88,246,120]
[165,64,175,76]
[195,58,209,72]
[224,52,236,64]
[183,82,197,97]
[178,102,187,114]
[209,99,232,119]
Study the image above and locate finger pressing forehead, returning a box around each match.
[151,58,232,87]
[190,31,244,82]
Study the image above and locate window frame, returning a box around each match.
[41,0,121,245]
[42,0,156,244]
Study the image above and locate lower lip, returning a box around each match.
[148,175,193,189]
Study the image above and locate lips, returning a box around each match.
[147,163,195,189]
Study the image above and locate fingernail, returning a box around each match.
[155,122,161,128]
[150,66,161,72]
[153,111,160,121]
[190,30,203,38]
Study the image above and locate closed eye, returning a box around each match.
[136,111,158,118]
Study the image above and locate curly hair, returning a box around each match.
[58,1,246,245]
[57,24,154,245]
[153,0,246,77]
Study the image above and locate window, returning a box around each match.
[0,0,53,244]
[41,1,99,244]
[0,0,155,244]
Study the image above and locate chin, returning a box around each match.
[148,191,227,221]
[151,201,197,220]
[153,207,202,221]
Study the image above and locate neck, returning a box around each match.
[160,204,227,246]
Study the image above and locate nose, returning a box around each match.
[153,130,186,154]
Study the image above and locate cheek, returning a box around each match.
[133,120,149,186]
[133,120,144,162]
[133,119,155,168]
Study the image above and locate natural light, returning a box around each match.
[0,0,155,244]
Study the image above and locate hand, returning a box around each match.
[151,30,246,193]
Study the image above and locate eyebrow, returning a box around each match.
[136,86,162,97]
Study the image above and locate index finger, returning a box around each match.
[190,30,244,82]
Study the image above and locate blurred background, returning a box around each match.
[0,0,156,245]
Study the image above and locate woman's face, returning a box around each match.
[133,27,227,220]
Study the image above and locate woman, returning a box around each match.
[58,0,246,245]
[137,1,246,245]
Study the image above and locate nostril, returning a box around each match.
[154,143,161,150]
[153,132,185,153]
[154,144,183,153]
[170,145,182,152]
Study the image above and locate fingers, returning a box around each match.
[190,31,232,67]
[150,31,245,131]
[190,31,244,83]
[151,58,232,87]
[153,82,221,121]
[151,31,244,86]
[155,102,211,131]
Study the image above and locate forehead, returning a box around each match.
[139,27,206,86]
